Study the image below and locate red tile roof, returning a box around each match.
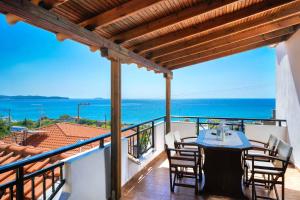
[0,123,135,199]
[1,123,134,154]
[56,123,110,138]
[0,141,69,200]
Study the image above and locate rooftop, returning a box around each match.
[1,123,134,154]
[0,141,69,200]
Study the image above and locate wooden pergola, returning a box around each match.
[1,0,300,199]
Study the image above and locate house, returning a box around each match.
[2,123,134,154]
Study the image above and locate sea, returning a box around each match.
[0,99,275,124]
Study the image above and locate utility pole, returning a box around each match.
[8,109,11,132]
[2,108,12,133]
[32,104,44,128]
[77,103,90,121]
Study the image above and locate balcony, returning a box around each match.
[0,116,298,200]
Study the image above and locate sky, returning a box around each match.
[0,14,276,99]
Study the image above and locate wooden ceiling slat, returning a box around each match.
[149,2,300,60]
[131,0,295,53]
[156,14,300,64]
[168,36,288,70]
[0,0,170,74]
[79,0,161,30]
[111,0,238,43]
[164,26,296,67]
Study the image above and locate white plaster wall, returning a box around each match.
[276,29,300,168]
[126,122,165,181]
[59,138,128,200]
[171,121,197,138]
[245,124,288,143]
[63,147,108,200]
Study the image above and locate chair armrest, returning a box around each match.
[181,136,197,140]
[175,141,198,147]
[247,154,287,163]
[249,139,267,146]
[168,148,197,153]
[250,146,273,153]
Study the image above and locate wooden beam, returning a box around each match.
[37,0,67,10]
[132,0,295,53]
[89,46,98,52]
[110,58,121,200]
[156,17,300,64]
[163,26,297,67]
[150,2,300,60]
[0,0,170,74]
[168,36,287,70]
[5,13,22,24]
[164,73,172,133]
[112,0,237,43]
[79,0,161,30]
[56,33,69,41]
[100,47,133,65]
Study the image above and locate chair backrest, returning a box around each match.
[267,134,278,151]
[273,140,293,170]
[173,131,181,143]
[165,133,176,156]
[165,133,175,149]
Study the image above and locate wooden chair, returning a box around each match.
[248,134,279,156]
[243,135,279,185]
[165,133,201,194]
[246,140,293,200]
[173,131,204,169]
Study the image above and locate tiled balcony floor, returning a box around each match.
[122,153,300,200]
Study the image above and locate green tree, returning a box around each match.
[0,119,9,138]
[59,114,72,121]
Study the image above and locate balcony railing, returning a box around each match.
[126,116,165,158]
[171,115,286,135]
[0,115,286,200]
[0,117,165,200]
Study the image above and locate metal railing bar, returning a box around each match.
[24,163,64,180]
[171,115,286,122]
[0,180,16,190]
[31,177,35,200]
[9,185,13,200]
[42,173,46,200]
[51,169,55,193]
[48,180,65,200]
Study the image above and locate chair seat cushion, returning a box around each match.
[170,158,196,168]
[246,160,281,175]
[247,150,266,155]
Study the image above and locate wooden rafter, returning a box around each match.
[164,27,296,67]
[132,0,295,53]
[167,36,288,70]
[79,0,161,30]
[157,15,300,64]
[112,0,238,44]
[150,2,300,60]
[0,0,170,74]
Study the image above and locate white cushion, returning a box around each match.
[246,160,281,175]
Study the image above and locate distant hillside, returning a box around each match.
[0,95,69,100]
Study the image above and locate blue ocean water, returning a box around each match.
[0,99,275,124]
